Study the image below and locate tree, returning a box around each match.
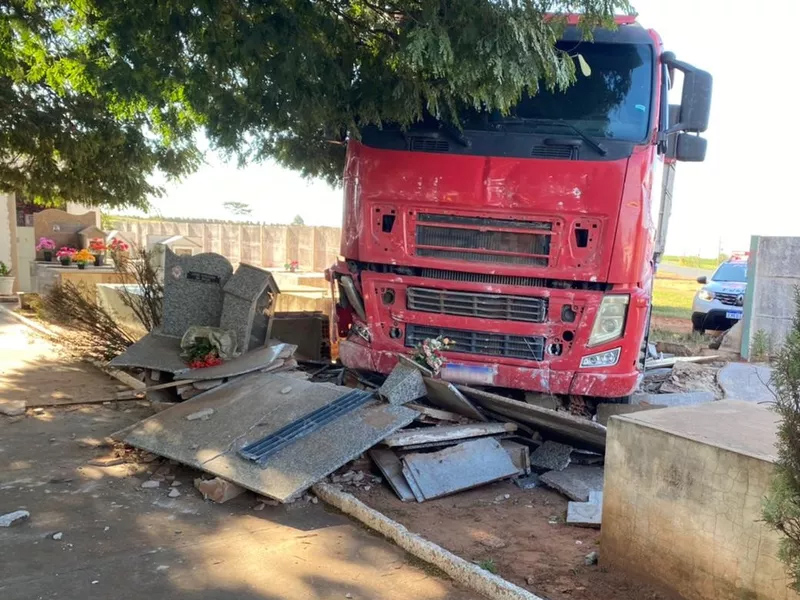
[224,201,253,216]
[1,0,629,206]
[764,287,800,590]
[0,1,200,208]
[291,215,305,226]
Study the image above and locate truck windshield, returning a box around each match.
[713,263,748,282]
[462,42,653,143]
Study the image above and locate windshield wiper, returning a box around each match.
[496,118,607,156]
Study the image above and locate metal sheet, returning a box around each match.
[401,438,521,501]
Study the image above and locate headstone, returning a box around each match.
[32,208,99,257]
[219,264,280,353]
[161,249,233,337]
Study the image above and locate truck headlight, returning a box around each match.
[581,347,621,368]
[588,295,629,347]
[698,289,714,301]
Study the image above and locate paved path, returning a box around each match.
[0,311,474,600]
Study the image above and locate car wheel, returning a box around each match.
[691,312,706,334]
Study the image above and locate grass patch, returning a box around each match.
[661,255,720,271]
[478,559,498,574]
[652,273,698,320]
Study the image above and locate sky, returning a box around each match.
[128,0,799,258]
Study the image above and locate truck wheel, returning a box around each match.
[691,312,706,334]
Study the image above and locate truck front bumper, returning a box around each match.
[340,338,641,398]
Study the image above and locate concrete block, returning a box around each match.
[596,403,660,426]
[631,391,714,407]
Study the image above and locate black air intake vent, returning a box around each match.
[406,324,545,362]
[409,137,450,153]
[531,145,576,159]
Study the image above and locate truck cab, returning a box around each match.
[329,16,712,400]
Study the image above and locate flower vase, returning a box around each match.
[60,258,72,266]
[94,254,105,267]
[43,251,53,262]
[77,263,87,270]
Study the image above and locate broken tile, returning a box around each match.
[0,510,30,527]
[539,465,604,502]
[379,363,427,405]
[369,448,415,502]
[501,440,531,475]
[530,441,573,472]
[515,473,540,490]
[423,377,487,421]
[382,422,516,448]
[567,491,603,527]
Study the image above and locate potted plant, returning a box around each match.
[73,249,94,270]
[36,237,56,262]
[284,260,300,272]
[0,261,14,295]
[108,238,130,266]
[89,238,107,266]
[56,247,76,266]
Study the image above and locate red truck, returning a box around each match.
[328,15,711,401]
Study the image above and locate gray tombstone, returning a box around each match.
[162,249,234,337]
[219,263,280,353]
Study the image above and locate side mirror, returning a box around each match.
[662,52,713,133]
[697,276,707,284]
[675,133,707,162]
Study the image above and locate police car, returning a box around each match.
[691,253,748,333]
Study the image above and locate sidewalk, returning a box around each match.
[0,310,474,600]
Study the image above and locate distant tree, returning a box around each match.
[224,201,253,217]
[291,215,305,226]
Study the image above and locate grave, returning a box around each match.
[161,249,233,338]
[219,263,280,353]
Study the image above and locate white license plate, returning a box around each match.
[726,311,742,320]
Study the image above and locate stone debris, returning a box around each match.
[168,488,181,498]
[515,473,540,490]
[171,480,182,487]
[0,510,30,527]
[539,465,604,502]
[52,532,63,540]
[567,491,603,527]
[378,363,427,405]
[529,441,573,472]
[141,480,160,489]
[185,408,215,421]
[0,400,27,416]
[477,532,507,549]
[88,455,125,467]
[281,386,293,394]
[584,551,599,566]
[194,477,245,504]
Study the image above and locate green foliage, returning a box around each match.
[478,559,498,574]
[764,286,800,591]
[0,1,200,208]
[751,329,773,362]
[291,214,305,226]
[0,260,10,276]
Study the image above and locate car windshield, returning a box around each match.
[713,262,748,282]
[461,42,654,142]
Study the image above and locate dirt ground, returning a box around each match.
[0,310,474,600]
[651,315,692,334]
[352,483,680,600]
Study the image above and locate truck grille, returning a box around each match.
[716,292,744,306]
[415,214,551,267]
[405,324,545,361]
[406,287,547,323]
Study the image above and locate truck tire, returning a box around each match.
[691,312,706,334]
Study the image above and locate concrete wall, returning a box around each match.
[741,236,800,360]
[602,401,796,600]
[1,192,19,292]
[111,218,341,273]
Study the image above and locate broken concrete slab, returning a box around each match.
[515,473,540,490]
[631,391,715,407]
[0,400,26,416]
[500,441,531,475]
[379,363,427,405]
[569,449,604,466]
[539,465,604,502]
[401,438,521,502]
[117,372,417,502]
[369,448,415,502]
[423,377,487,421]
[458,385,606,451]
[405,403,465,423]
[382,422,516,448]
[529,441,572,472]
[644,355,720,370]
[718,362,776,404]
[567,491,603,528]
[174,343,295,381]
[107,331,188,374]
